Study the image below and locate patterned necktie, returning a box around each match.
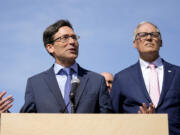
[149,64,160,107]
[63,68,72,113]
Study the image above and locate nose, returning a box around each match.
[68,37,77,45]
[106,82,110,87]
[146,34,152,41]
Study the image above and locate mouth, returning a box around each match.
[145,43,154,47]
[67,48,77,53]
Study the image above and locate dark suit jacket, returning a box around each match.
[110,59,180,135]
[20,65,112,113]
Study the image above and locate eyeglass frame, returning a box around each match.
[52,34,80,43]
[135,32,161,40]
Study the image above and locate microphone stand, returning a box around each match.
[69,92,76,113]
[71,103,75,113]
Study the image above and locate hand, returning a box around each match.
[138,103,155,114]
[0,91,13,113]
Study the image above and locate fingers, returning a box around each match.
[0,91,7,99]
[142,103,148,111]
[0,101,13,113]
[0,98,13,113]
[138,103,154,114]
[148,103,155,113]
[0,91,14,113]
[139,106,145,113]
[138,110,141,114]
[0,95,13,105]
[138,103,147,113]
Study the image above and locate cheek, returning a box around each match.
[55,44,65,50]
[54,46,65,54]
[154,41,161,49]
[133,42,137,48]
[134,41,144,49]
[137,43,145,51]
[75,42,79,48]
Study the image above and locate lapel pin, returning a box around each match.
[168,70,172,73]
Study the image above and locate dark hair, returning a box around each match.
[43,19,73,47]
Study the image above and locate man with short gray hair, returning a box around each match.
[111,21,180,135]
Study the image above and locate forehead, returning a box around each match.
[137,23,158,33]
[54,26,75,37]
[104,74,113,80]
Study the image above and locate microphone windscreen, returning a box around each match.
[71,78,80,85]
[69,78,80,103]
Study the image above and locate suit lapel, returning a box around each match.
[43,66,67,112]
[130,62,151,102]
[157,60,175,107]
[75,65,88,108]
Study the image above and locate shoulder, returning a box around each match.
[27,66,53,81]
[78,65,104,80]
[163,60,180,71]
[114,62,138,78]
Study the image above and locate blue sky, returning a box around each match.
[1,0,180,112]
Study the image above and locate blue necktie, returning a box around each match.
[63,68,72,113]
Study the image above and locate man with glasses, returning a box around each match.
[0,19,112,113]
[110,21,180,135]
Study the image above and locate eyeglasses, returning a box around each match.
[53,34,80,43]
[135,32,161,40]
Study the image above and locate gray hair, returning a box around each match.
[133,21,161,41]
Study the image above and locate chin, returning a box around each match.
[141,50,159,56]
[68,54,78,60]
[144,48,159,52]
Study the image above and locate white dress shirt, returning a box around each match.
[54,62,78,98]
[139,57,164,94]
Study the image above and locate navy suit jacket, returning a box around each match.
[111,59,180,135]
[20,65,112,113]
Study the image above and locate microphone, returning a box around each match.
[69,78,80,113]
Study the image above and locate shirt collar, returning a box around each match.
[139,57,163,69]
[54,62,78,75]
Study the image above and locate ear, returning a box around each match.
[46,44,54,54]
[133,40,137,48]
[159,39,162,47]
